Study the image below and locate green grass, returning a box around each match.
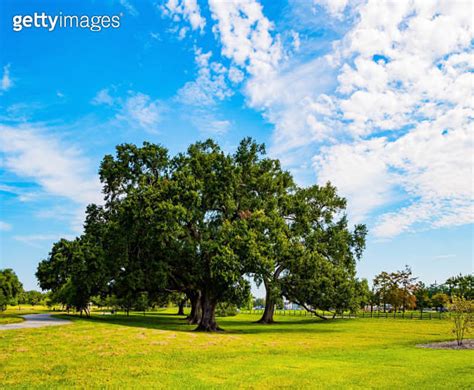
[0,309,472,389]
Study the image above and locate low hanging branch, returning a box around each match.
[294,301,332,320]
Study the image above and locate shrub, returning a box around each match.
[215,302,238,317]
[449,296,473,346]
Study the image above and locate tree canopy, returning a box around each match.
[0,268,23,311]
[36,138,367,331]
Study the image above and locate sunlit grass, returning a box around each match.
[0,305,48,324]
[0,308,472,388]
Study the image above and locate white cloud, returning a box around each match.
[117,92,164,132]
[13,234,75,248]
[290,31,301,51]
[434,254,456,260]
[0,124,102,207]
[313,138,394,223]
[91,88,114,106]
[119,0,138,17]
[0,221,12,231]
[92,89,164,133]
[176,48,233,106]
[208,0,282,77]
[311,0,474,237]
[1,64,13,91]
[228,67,244,84]
[206,0,473,238]
[187,109,231,135]
[161,0,206,35]
[313,0,349,19]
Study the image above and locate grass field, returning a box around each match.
[0,308,472,389]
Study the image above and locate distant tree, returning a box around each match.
[373,271,392,312]
[449,296,473,346]
[253,297,265,309]
[394,266,418,312]
[445,274,473,300]
[431,292,450,311]
[36,236,108,316]
[169,292,187,316]
[355,279,371,310]
[134,292,149,314]
[21,290,44,307]
[0,269,23,311]
[215,302,238,317]
[414,282,430,313]
[374,266,417,312]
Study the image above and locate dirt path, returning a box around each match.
[0,313,72,330]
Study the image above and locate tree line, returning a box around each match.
[35,138,367,331]
[0,269,48,310]
[363,267,473,313]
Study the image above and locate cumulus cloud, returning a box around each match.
[206,0,473,238]
[208,0,282,77]
[312,0,474,237]
[175,48,233,106]
[161,0,206,36]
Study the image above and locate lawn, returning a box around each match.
[0,309,472,389]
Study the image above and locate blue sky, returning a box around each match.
[0,0,472,293]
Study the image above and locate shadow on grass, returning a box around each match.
[53,312,342,335]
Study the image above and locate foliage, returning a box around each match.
[0,269,23,311]
[215,302,239,317]
[373,266,418,312]
[18,290,45,307]
[448,296,473,346]
[414,282,430,312]
[445,274,474,300]
[36,138,366,330]
[431,293,450,310]
[36,237,108,315]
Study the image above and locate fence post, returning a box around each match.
[429,313,432,320]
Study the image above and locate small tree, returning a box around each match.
[431,292,449,311]
[414,282,430,313]
[449,296,473,346]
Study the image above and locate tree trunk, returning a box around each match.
[177,299,186,316]
[195,292,221,332]
[187,291,202,325]
[257,281,275,324]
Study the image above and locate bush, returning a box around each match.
[215,302,238,317]
[449,296,473,346]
